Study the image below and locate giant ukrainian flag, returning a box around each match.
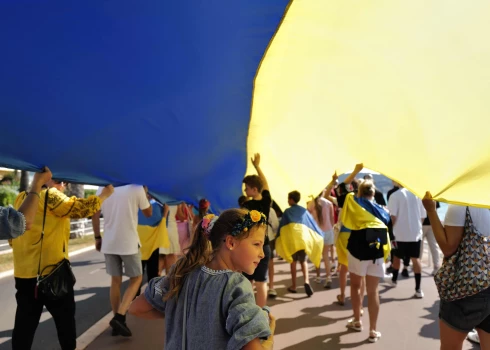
[1,1,490,210]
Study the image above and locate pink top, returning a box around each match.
[307,197,335,232]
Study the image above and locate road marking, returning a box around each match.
[89,268,101,275]
[0,246,96,280]
[76,282,148,350]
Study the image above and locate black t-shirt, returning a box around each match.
[337,193,348,209]
[375,190,386,206]
[243,190,271,243]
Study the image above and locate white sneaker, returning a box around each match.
[268,289,277,298]
[431,267,440,276]
[324,278,332,289]
[414,289,424,298]
[467,330,480,344]
[314,277,322,284]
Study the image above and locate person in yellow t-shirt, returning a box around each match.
[11,180,114,350]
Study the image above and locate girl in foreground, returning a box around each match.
[130,209,275,349]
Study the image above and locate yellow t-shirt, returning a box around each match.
[12,188,101,278]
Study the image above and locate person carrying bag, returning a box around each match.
[11,181,113,350]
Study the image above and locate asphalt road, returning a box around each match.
[0,248,129,350]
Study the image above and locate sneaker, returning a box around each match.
[414,289,424,298]
[314,276,322,284]
[110,317,132,337]
[467,330,480,344]
[346,318,363,332]
[268,289,277,298]
[369,330,382,343]
[387,280,397,288]
[324,278,332,289]
[304,283,314,297]
[401,268,409,278]
[386,266,394,274]
[431,267,440,276]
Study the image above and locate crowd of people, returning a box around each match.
[1,156,489,349]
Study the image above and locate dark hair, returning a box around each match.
[166,209,265,300]
[238,195,248,208]
[288,190,301,204]
[351,179,360,192]
[243,175,263,192]
[338,183,351,196]
[358,180,376,198]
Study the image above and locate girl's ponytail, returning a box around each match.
[166,221,210,300]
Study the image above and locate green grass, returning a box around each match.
[0,234,98,273]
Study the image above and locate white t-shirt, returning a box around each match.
[444,205,490,237]
[97,184,150,255]
[388,188,426,242]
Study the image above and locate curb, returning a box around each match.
[0,246,95,280]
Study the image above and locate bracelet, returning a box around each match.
[27,191,41,199]
[94,237,102,240]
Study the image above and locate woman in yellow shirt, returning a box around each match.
[11,180,113,350]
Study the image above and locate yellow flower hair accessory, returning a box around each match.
[231,210,267,236]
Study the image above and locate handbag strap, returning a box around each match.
[182,277,190,350]
[36,188,50,278]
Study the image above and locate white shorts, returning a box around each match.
[347,252,385,278]
[323,229,334,246]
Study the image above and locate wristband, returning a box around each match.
[27,191,41,199]
[95,237,102,240]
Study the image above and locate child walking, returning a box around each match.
[129,209,275,349]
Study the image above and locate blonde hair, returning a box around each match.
[358,180,375,198]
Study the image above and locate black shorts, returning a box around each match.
[440,287,490,333]
[243,244,271,282]
[292,250,307,262]
[393,240,421,259]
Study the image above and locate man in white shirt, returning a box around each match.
[92,185,152,337]
[387,186,426,298]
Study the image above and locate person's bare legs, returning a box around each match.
[268,258,275,291]
[360,277,366,313]
[350,272,363,322]
[439,320,467,350]
[255,282,267,308]
[476,328,490,350]
[300,260,310,284]
[290,262,297,290]
[365,275,380,332]
[323,244,331,280]
[110,276,122,315]
[118,275,142,315]
[412,257,422,274]
[158,254,166,276]
[338,263,348,303]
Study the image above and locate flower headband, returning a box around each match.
[202,214,219,237]
[231,210,267,237]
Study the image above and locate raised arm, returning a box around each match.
[17,167,52,230]
[50,185,114,219]
[324,173,339,206]
[343,163,364,185]
[251,153,269,191]
[422,192,463,257]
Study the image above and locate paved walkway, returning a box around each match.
[87,258,480,350]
